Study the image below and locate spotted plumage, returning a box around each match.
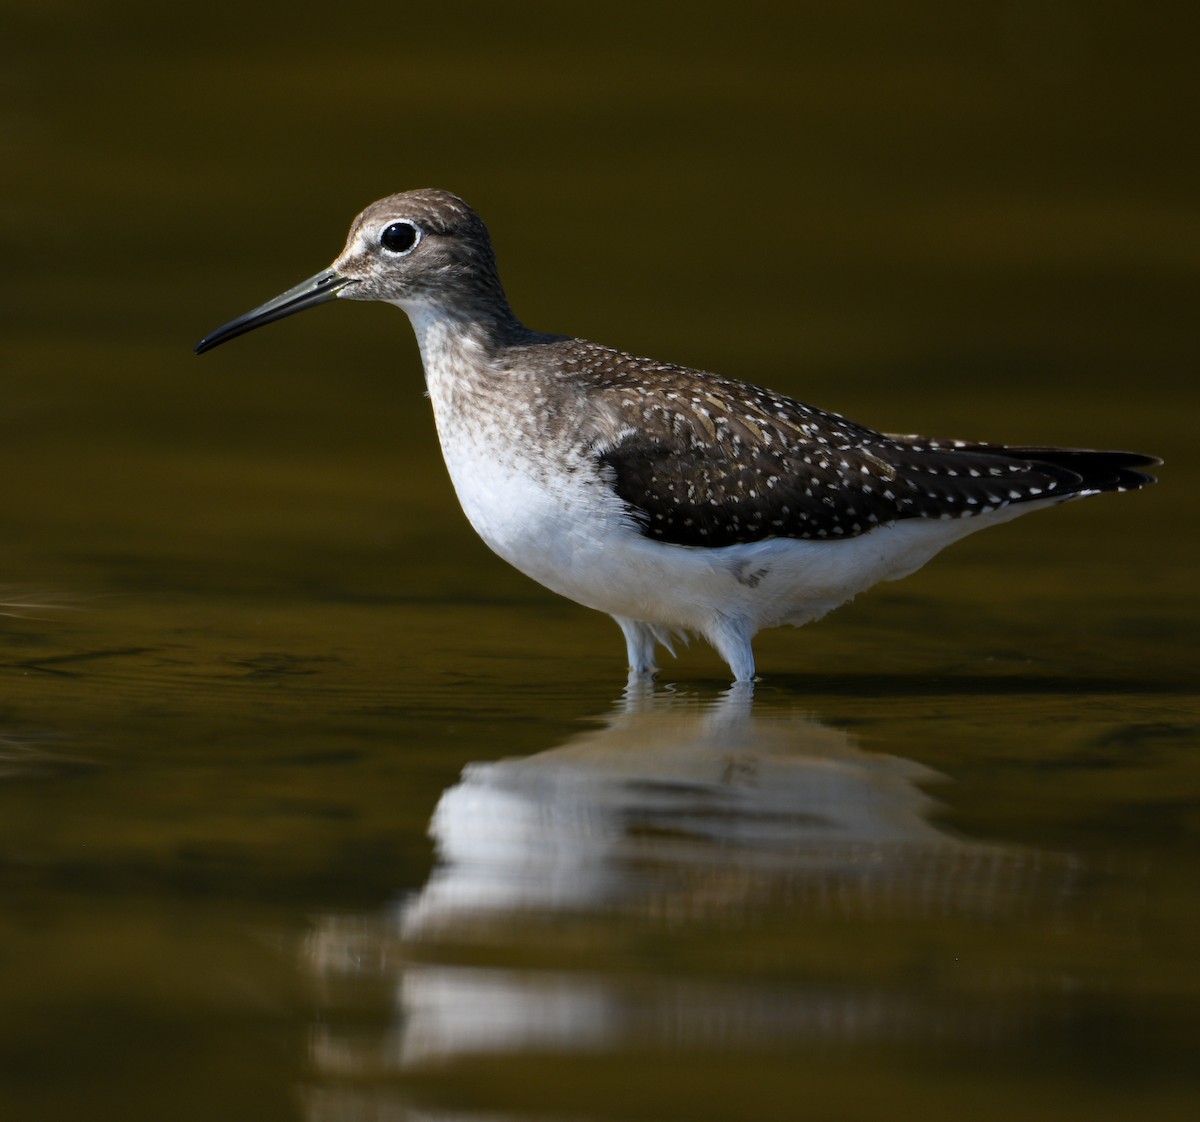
[196,189,1159,682]
[565,345,1152,547]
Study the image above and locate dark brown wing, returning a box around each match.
[581,349,1157,548]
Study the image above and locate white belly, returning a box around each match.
[437,421,1048,638]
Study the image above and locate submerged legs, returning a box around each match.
[613,614,755,682]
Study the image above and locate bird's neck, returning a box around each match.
[401,298,527,372]
[397,300,550,459]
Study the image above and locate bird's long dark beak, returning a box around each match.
[194,269,355,355]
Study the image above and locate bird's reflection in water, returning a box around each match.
[303,684,1072,1108]
[400,683,956,936]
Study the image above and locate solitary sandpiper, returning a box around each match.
[196,189,1157,681]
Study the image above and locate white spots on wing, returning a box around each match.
[464,337,1104,550]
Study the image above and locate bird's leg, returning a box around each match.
[614,616,659,676]
[706,616,757,683]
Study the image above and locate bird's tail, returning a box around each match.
[989,447,1159,494]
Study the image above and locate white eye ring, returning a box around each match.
[380,221,422,255]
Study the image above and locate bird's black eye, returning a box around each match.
[380,221,420,254]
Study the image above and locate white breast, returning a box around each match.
[404,300,635,595]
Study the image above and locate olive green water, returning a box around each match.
[3,3,1198,1120]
